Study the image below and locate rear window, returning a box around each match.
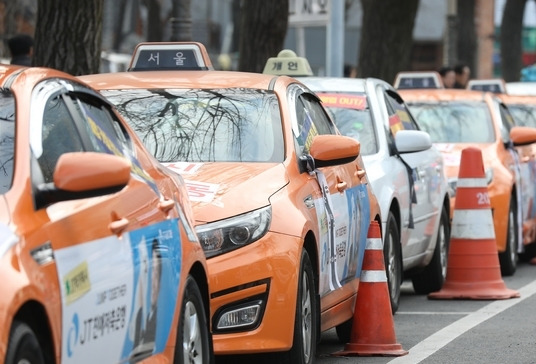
[406,101,495,143]
[101,88,284,163]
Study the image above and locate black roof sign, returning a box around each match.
[128,42,213,71]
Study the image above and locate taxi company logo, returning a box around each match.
[64,261,91,305]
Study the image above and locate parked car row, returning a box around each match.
[4,41,536,364]
[396,73,536,276]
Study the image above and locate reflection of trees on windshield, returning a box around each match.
[106,88,283,163]
[408,102,494,143]
[0,91,15,194]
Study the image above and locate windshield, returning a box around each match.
[406,101,495,143]
[317,93,377,155]
[101,88,284,163]
[0,91,15,194]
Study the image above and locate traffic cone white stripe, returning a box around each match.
[366,237,383,250]
[456,177,487,188]
[361,270,388,283]
[451,210,495,239]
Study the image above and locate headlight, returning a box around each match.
[196,206,271,258]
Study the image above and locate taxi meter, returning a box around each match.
[393,71,443,90]
[128,42,214,71]
[467,79,506,94]
[262,49,314,76]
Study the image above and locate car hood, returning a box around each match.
[434,142,497,179]
[162,162,288,223]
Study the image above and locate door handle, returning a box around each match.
[109,211,129,236]
[159,199,175,214]
[336,176,348,192]
[355,168,366,180]
[109,218,129,235]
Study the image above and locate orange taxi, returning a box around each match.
[400,87,536,276]
[498,93,536,254]
[0,65,211,363]
[80,42,381,363]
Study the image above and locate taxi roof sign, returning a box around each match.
[263,49,313,77]
[128,42,213,71]
[467,79,506,94]
[393,71,443,90]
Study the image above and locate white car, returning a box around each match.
[298,77,451,312]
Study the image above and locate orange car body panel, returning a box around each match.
[0,65,208,363]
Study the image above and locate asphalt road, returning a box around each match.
[216,260,536,364]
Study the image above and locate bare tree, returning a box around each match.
[358,0,419,82]
[456,0,477,75]
[237,0,289,73]
[33,0,103,75]
[500,0,527,82]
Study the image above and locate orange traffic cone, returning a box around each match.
[429,147,519,300]
[333,220,408,357]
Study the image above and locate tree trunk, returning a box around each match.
[143,0,163,42]
[34,0,103,75]
[358,0,419,82]
[238,0,289,73]
[500,0,526,82]
[456,0,477,74]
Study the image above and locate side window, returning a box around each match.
[73,95,132,157]
[38,92,132,183]
[38,95,85,183]
[295,92,336,154]
[498,102,514,143]
[384,90,419,135]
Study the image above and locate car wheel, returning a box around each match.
[5,321,45,364]
[412,206,450,294]
[275,249,317,364]
[384,211,402,314]
[175,276,212,364]
[499,198,518,276]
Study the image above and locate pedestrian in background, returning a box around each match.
[453,63,471,89]
[7,34,34,66]
[438,66,456,88]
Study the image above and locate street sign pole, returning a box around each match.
[326,0,344,77]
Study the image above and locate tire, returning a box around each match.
[174,276,212,364]
[5,321,45,364]
[275,249,317,364]
[383,211,402,314]
[412,207,450,294]
[499,198,518,276]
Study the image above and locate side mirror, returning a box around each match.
[395,130,432,153]
[308,134,360,169]
[510,126,536,146]
[35,152,131,209]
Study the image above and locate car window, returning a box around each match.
[508,104,536,128]
[295,92,337,155]
[38,92,133,183]
[0,90,15,194]
[407,101,495,143]
[498,102,515,143]
[101,88,284,163]
[317,92,378,155]
[383,90,419,135]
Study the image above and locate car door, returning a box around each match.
[290,86,370,297]
[381,88,440,257]
[28,80,182,363]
